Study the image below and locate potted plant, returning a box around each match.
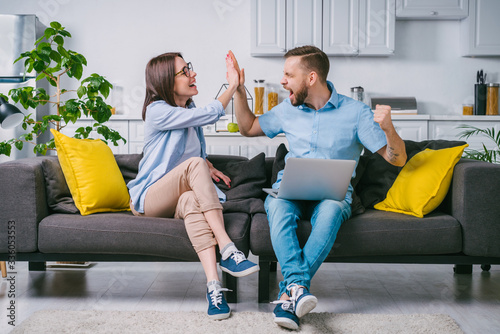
[458,125,500,163]
[0,21,125,157]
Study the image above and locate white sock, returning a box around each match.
[207,280,222,292]
[220,242,238,261]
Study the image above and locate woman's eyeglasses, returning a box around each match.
[175,62,193,77]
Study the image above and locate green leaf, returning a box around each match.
[53,35,64,46]
[50,21,62,30]
[44,27,56,39]
[77,85,87,99]
[14,141,24,151]
[36,72,46,81]
[0,142,12,157]
[59,30,71,38]
[99,82,110,99]
[73,63,83,80]
[49,50,61,63]
[57,45,70,58]
[33,60,47,72]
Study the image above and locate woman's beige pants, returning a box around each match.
[131,157,222,253]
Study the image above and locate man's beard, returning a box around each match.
[290,82,309,106]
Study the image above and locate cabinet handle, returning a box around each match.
[430,11,438,16]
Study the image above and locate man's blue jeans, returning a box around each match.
[264,195,352,298]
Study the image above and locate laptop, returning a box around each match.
[263,157,356,201]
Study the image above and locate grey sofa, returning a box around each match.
[1,142,500,304]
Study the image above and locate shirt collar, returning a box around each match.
[298,80,339,110]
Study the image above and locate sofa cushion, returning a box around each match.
[356,139,468,209]
[51,129,130,216]
[115,153,142,184]
[38,212,251,259]
[41,157,79,214]
[374,144,467,218]
[249,210,462,258]
[214,152,267,201]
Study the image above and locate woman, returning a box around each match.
[128,52,258,320]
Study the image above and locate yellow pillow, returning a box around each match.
[51,129,130,216]
[374,144,468,218]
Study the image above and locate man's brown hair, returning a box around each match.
[284,45,329,83]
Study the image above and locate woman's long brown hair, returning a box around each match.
[142,52,192,121]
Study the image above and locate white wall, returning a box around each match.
[1,0,499,117]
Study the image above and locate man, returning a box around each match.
[233,46,407,330]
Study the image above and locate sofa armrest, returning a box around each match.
[0,157,49,253]
[450,159,500,257]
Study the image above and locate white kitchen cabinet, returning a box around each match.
[205,134,288,158]
[128,120,144,154]
[323,0,359,55]
[392,119,428,141]
[250,0,287,56]
[460,0,500,57]
[287,0,323,51]
[251,0,395,56]
[358,0,396,55]
[429,116,500,151]
[251,0,322,56]
[396,0,469,19]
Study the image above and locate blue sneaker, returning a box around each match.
[206,285,231,320]
[288,284,317,318]
[219,250,260,277]
[272,300,299,330]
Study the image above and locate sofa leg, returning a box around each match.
[29,262,46,271]
[223,272,238,303]
[454,264,472,274]
[481,264,491,271]
[258,260,271,303]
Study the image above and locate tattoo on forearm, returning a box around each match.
[387,146,400,163]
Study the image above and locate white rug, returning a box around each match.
[10,310,464,334]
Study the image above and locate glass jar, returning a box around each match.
[462,104,474,115]
[486,83,499,115]
[254,79,265,115]
[350,86,364,103]
[267,85,278,111]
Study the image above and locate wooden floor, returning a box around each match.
[1,259,499,334]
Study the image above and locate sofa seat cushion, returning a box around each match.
[38,212,251,260]
[249,209,462,258]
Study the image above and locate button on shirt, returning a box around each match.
[128,100,226,213]
[258,81,387,203]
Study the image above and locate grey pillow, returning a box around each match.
[215,152,267,200]
[41,158,79,214]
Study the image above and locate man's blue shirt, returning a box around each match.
[258,81,387,203]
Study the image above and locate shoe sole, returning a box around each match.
[295,295,317,318]
[219,264,260,278]
[208,311,231,320]
[273,315,299,330]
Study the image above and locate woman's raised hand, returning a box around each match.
[225,52,239,88]
[228,50,245,91]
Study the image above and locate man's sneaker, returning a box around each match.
[219,250,260,277]
[272,300,299,330]
[288,283,317,318]
[206,285,231,320]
